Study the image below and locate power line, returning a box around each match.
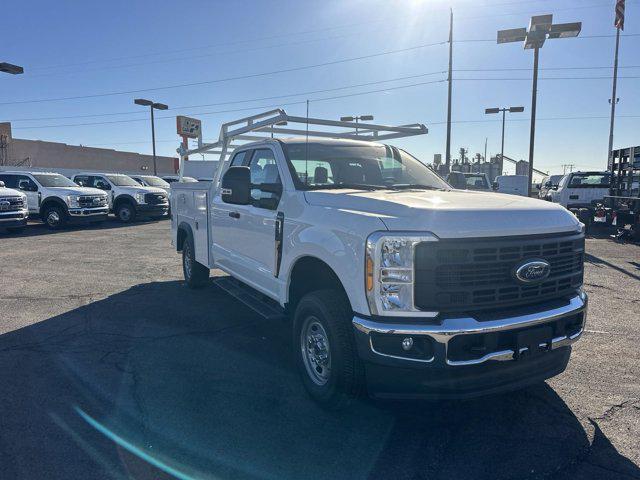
[11,79,447,130]
[0,40,446,106]
[3,70,447,122]
[6,63,638,123]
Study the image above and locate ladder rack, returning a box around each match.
[176,109,428,179]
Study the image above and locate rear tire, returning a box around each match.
[116,202,136,223]
[293,289,365,410]
[182,235,209,288]
[43,206,67,230]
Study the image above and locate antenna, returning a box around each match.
[305,99,309,186]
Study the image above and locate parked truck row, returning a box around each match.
[0,170,172,232]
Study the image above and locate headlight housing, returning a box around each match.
[135,192,146,204]
[365,231,439,317]
[66,195,80,208]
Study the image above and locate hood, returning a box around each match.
[0,187,25,197]
[117,186,167,195]
[48,186,107,196]
[304,189,580,238]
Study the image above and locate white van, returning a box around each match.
[549,171,611,209]
[494,175,529,196]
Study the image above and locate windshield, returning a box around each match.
[33,174,78,188]
[141,176,170,187]
[106,174,140,187]
[282,142,449,191]
[568,173,611,188]
[464,174,489,189]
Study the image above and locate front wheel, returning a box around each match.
[182,235,209,288]
[116,202,136,223]
[293,290,365,409]
[43,206,67,230]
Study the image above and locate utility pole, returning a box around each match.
[484,137,488,163]
[445,8,453,172]
[562,164,575,175]
[528,46,539,196]
[608,0,625,165]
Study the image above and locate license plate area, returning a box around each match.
[515,325,553,359]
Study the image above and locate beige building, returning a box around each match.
[0,122,177,175]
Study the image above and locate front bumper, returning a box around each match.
[352,292,587,399]
[136,203,169,216]
[68,207,109,223]
[0,210,29,227]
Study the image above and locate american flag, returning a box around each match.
[615,0,625,30]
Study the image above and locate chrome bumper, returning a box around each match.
[0,209,29,221]
[68,207,109,216]
[353,292,587,367]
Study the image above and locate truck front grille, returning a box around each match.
[0,196,26,212]
[144,193,168,205]
[414,232,584,313]
[78,195,107,208]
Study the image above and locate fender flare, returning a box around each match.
[176,221,194,251]
[39,196,69,218]
[113,194,137,211]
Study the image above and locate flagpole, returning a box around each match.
[607,26,620,165]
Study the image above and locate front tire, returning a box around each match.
[182,235,209,288]
[293,289,365,409]
[43,206,67,230]
[116,202,136,223]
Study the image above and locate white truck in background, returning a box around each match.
[494,175,529,196]
[0,180,28,233]
[0,171,108,230]
[549,171,611,209]
[72,172,169,222]
[170,110,587,408]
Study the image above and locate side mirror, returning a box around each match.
[551,185,558,190]
[492,182,498,191]
[96,181,111,190]
[0,181,4,187]
[221,166,251,205]
[18,180,37,192]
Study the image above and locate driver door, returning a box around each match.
[212,148,283,297]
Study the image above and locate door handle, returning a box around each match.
[229,211,240,219]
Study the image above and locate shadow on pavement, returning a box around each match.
[585,252,640,282]
[0,217,168,238]
[0,280,637,480]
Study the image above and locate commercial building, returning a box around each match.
[0,122,177,175]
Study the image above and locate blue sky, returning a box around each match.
[1,0,638,176]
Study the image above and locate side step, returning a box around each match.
[212,276,287,321]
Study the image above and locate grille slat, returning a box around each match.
[415,233,584,313]
[0,196,26,212]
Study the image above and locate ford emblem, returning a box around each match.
[514,259,551,283]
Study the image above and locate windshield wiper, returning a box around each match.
[308,183,386,191]
[387,184,446,191]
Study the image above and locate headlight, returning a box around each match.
[135,192,146,204]
[21,195,28,209]
[365,232,439,317]
[66,195,80,208]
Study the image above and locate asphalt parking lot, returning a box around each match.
[1,220,639,480]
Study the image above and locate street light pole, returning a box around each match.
[134,98,168,177]
[528,46,539,195]
[497,14,581,196]
[150,106,157,176]
[485,106,524,162]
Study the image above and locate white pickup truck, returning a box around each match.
[0,180,28,232]
[72,172,169,222]
[0,171,108,229]
[170,111,587,407]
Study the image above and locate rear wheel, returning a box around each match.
[182,235,209,288]
[43,206,66,230]
[116,202,136,223]
[293,289,365,409]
